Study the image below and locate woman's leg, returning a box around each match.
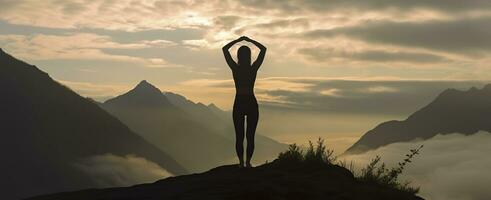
[233,108,245,167]
[245,108,259,167]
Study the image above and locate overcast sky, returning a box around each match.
[1,0,490,111]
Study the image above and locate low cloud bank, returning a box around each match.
[342,132,491,200]
[74,154,173,187]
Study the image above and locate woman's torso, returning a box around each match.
[232,67,257,96]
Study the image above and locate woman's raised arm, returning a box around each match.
[245,37,267,71]
[222,37,245,70]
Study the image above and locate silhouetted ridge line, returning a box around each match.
[28,159,423,200]
[0,50,186,200]
[134,80,161,93]
[104,80,173,107]
[346,84,491,154]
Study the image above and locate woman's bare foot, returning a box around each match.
[245,162,252,168]
[238,161,244,168]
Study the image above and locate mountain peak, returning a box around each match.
[208,103,221,110]
[134,80,161,93]
[104,80,172,107]
[433,85,491,103]
[137,79,150,86]
[126,80,167,100]
[346,84,491,155]
[138,79,149,84]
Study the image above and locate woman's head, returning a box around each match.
[237,45,251,66]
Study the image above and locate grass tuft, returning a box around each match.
[278,138,337,165]
[276,138,423,195]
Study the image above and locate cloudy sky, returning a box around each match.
[1,0,490,148]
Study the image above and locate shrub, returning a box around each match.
[338,159,356,175]
[276,139,423,195]
[304,138,336,164]
[277,143,304,162]
[277,138,336,165]
[358,145,424,194]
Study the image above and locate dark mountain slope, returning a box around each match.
[29,160,423,200]
[346,85,491,154]
[0,49,186,199]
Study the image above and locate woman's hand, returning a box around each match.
[237,36,248,41]
[243,36,253,42]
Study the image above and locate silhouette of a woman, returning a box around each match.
[223,36,266,168]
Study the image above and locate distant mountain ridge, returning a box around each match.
[0,49,186,199]
[102,81,286,172]
[346,84,491,154]
[163,91,231,133]
[163,90,286,161]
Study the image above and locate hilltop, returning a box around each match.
[28,159,423,200]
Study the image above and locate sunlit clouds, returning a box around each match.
[0,33,178,67]
[58,79,132,101]
[1,0,490,109]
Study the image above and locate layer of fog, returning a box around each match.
[341,132,491,200]
[74,154,173,187]
[258,107,397,152]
